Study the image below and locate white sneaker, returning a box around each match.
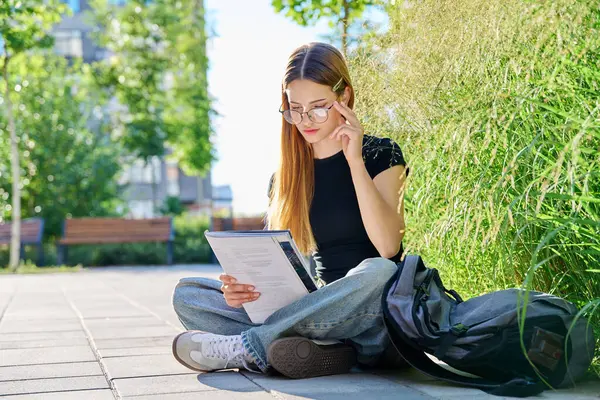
[172,331,258,372]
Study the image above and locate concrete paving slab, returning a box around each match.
[113,371,262,397]
[0,315,80,322]
[0,330,86,342]
[76,308,153,319]
[6,302,71,310]
[0,295,14,309]
[388,377,600,400]
[0,376,109,396]
[70,302,139,310]
[0,337,90,350]
[373,368,438,383]
[0,320,83,333]
[8,293,66,300]
[399,380,490,398]
[99,345,171,358]
[122,392,277,399]
[1,389,115,399]
[2,265,598,400]
[93,336,174,350]
[244,372,436,400]
[539,381,600,399]
[0,361,103,381]
[101,354,195,379]
[2,309,77,319]
[87,325,179,340]
[84,316,168,329]
[0,346,97,366]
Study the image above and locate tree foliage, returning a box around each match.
[90,0,216,176]
[271,0,378,54]
[0,0,70,268]
[0,55,123,238]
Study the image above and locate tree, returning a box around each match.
[159,196,185,216]
[0,54,124,240]
[271,0,378,56]
[0,0,68,270]
[90,0,216,213]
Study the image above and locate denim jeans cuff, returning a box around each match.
[241,330,268,373]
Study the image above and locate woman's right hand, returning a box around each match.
[219,274,261,308]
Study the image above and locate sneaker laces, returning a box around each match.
[205,335,260,373]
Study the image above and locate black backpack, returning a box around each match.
[382,255,596,398]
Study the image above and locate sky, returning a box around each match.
[204,1,336,216]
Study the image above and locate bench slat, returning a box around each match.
[211,217,265,232]
[60,236,170,245]
[60,217,172,245]
[0,219,44,244]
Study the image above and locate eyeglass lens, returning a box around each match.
[282,107,329,124]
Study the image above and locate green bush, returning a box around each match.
[351,0,599,376]
[0,214,212,267]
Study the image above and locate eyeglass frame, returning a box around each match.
[279,95,342,125]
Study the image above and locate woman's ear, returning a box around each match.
[342,87,351,105]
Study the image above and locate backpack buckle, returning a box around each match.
[434,323,469,359]
[450,323,468,336]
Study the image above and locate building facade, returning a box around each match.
[54,0,223,218]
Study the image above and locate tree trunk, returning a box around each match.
[3,55,21,271]
[341,0,349,57]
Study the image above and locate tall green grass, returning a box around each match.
[351,0,599,376]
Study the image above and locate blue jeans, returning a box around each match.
[172,257,398,372]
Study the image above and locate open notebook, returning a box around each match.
[205,230,319,324]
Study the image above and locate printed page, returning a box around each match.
[206,235,309,323]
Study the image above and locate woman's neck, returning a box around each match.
[312,138,343,159]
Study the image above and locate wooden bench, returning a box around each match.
[57,217,174,265]
[0,218,45,265]
[210,216,267,232]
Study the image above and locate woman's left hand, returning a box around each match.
[329,100,364,166]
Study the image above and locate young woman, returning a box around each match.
[172,42,410,379]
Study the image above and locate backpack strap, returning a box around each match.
[396,254,424,296]
[384,259,546,398]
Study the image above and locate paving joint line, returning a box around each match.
[0,329,84,340]
[2,387,111,398]
[118,389,221,397]
[92,337,176,344]
[110,372,198,381]
[61,285,121,400]
[0,360,102,368]
[112,372,198,382]
[0,343,91,350]
[0,328,86,334]
[113,291,182,333]
[239,371,289,400]
[0,373,106,383]
[100,353,171,359]
[0,282,19,326]
[371,369,442,399]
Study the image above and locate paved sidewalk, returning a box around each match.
[0,264,598,399]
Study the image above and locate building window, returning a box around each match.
[54,30,83,58]
[128,200,154,218]
[128,157,161,184]
[166,162,180,196]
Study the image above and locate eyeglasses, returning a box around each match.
[279,99,338,125]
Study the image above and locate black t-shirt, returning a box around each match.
[269,134,409,284]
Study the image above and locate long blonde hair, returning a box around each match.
[267,42,355,255]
